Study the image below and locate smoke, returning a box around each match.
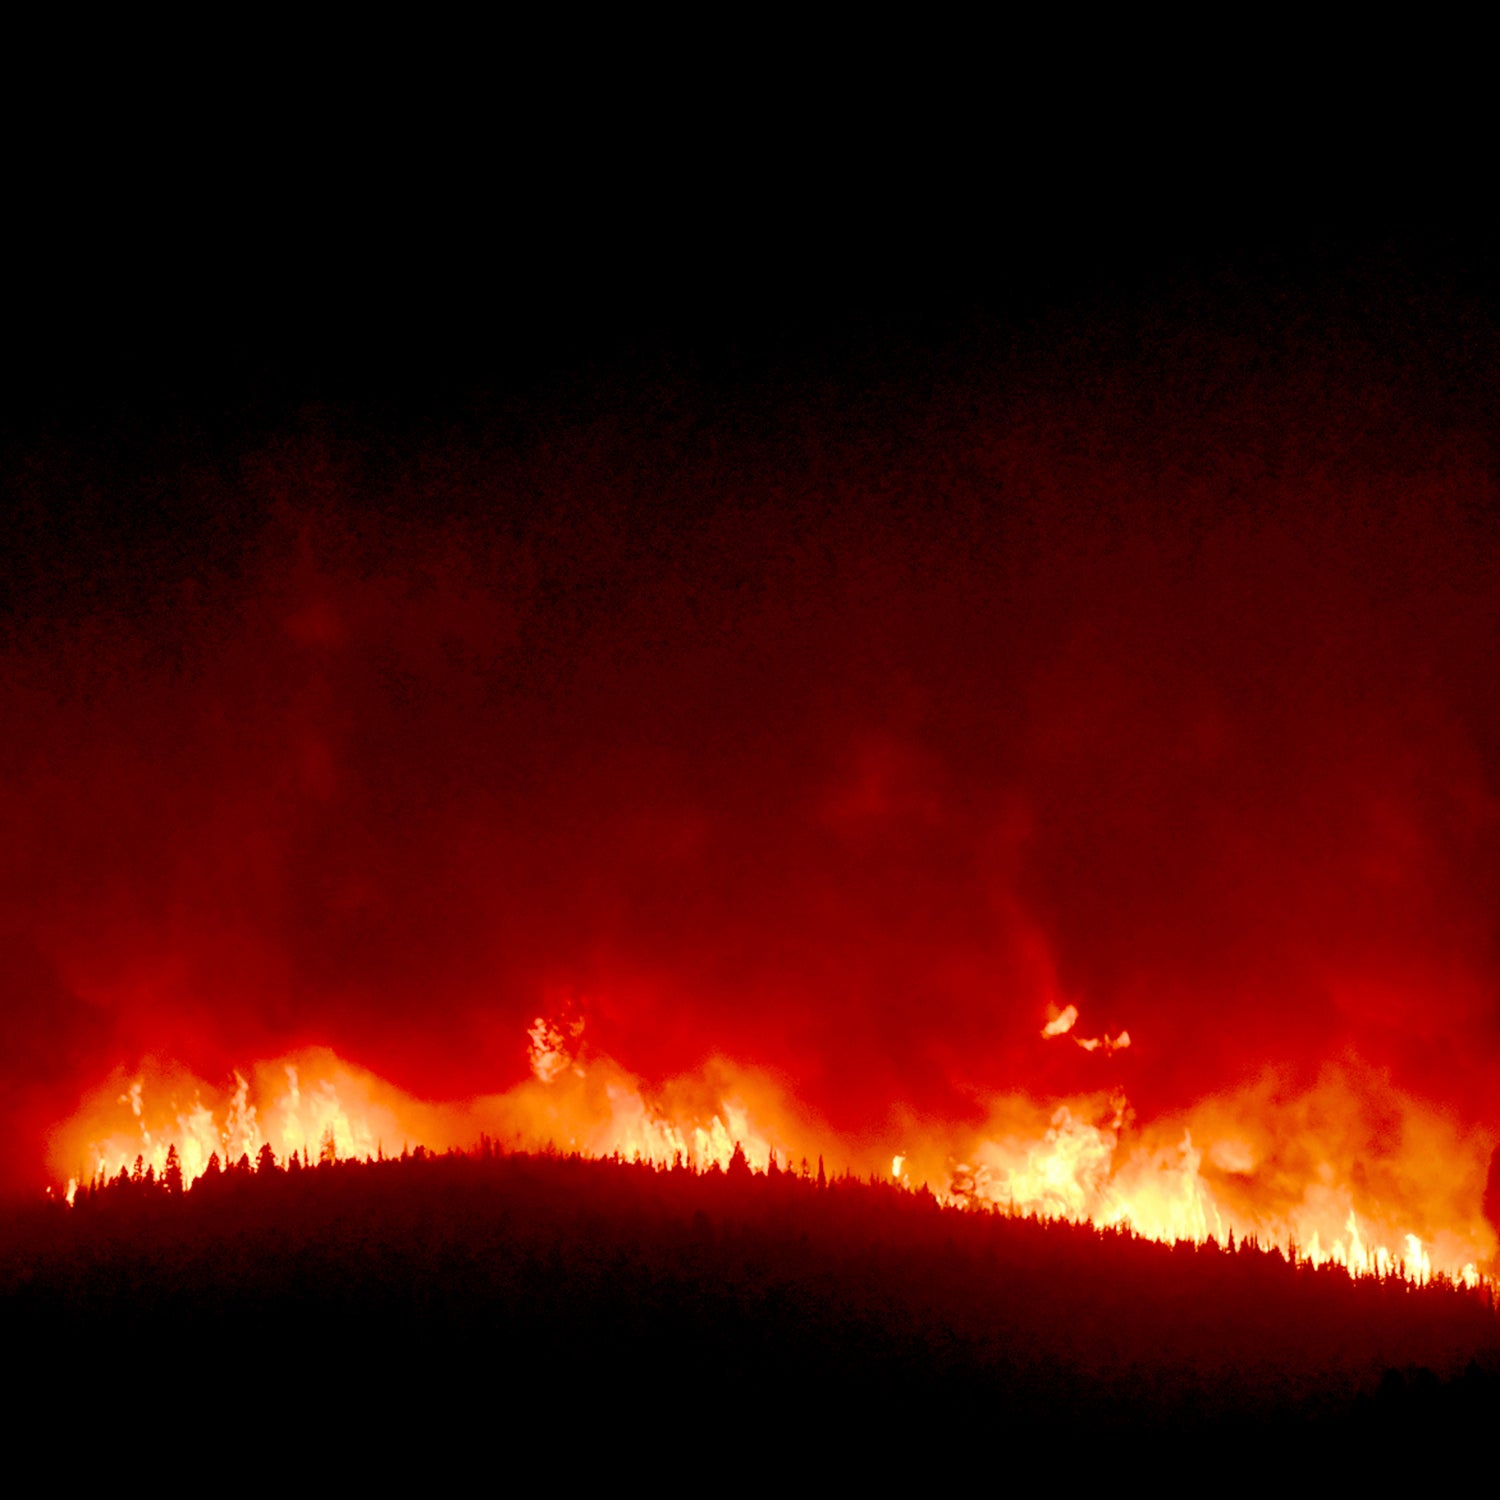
[3,254,1500,1196]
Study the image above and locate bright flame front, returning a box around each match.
[48,1015,1498,1291]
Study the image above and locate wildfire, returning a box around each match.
[898,1063,1492,1290]
[47,1011,1498,1291]
[51,1022,815,1199]
[52,1051,464,1192]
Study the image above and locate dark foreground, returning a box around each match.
[4,1149,1498,1475]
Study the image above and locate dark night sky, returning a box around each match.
[4,103,1499,1195]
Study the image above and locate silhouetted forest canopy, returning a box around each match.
[6,1141,1500,1469]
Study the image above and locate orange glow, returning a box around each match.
[48,1015,1497,1290]
[49,1050,469,1186]
[896,1058,1494,1288]
[50,1023,825,1192]
[1041,1004,1079,1038]
[1041,1004,1130,1053]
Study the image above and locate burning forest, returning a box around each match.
[6,156,1500,1464]
[44,1013,1499,1291]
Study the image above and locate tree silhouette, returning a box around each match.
[163,1144,183,1196]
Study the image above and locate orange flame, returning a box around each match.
[1041,1004,1079,1038]
[896,1061,1493,1288]
[50,1026,824,1192]
[47,1013,1498,1290]
[49,1050,468,1186]
[1041,1003,1130,1053]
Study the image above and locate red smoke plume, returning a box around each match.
[5,255,1500,1273]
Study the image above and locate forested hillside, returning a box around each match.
[5,1146,1498,1471]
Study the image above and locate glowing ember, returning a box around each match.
[527,1016,581,1085]
[1041,1005,1080,1038]
[1041,1004,1130,1053]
